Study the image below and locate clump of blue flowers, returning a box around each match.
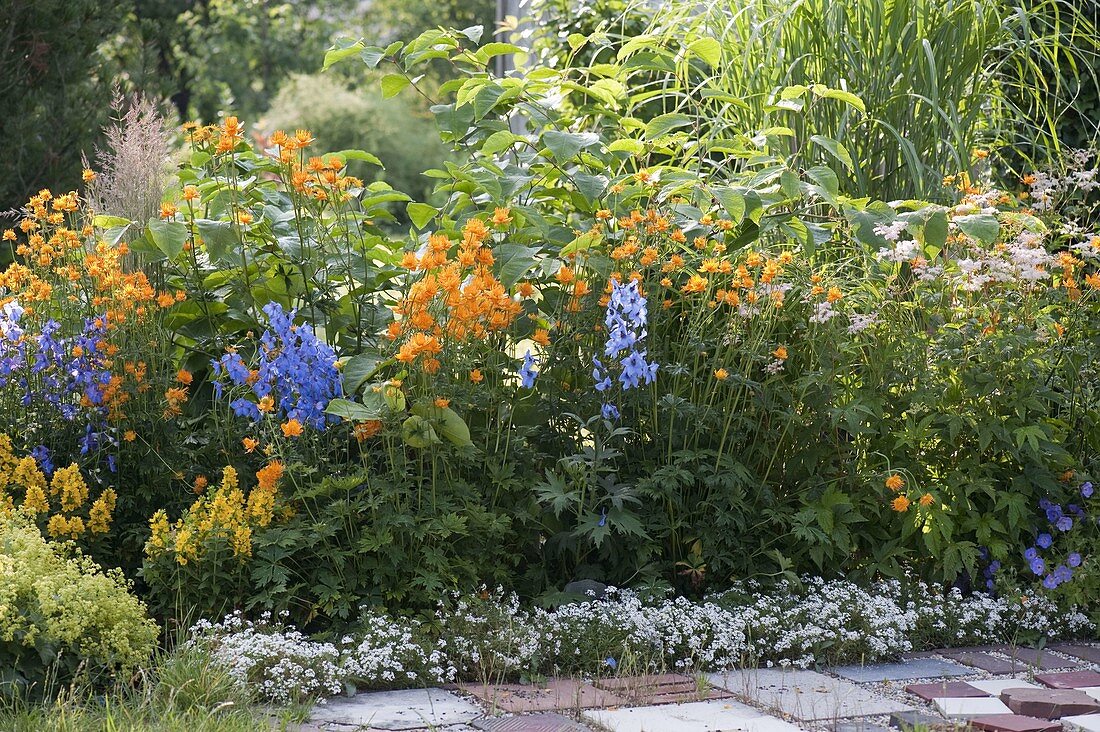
[0,301,116,460]
[1025,483,1094,591]
[519,350,539,389]
[212,303,341,429]
[593,279,657,419]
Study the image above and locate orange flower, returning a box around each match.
[892,495,910,512]
[517,282,535,297]
[193,475,209,494]
[772,346,788,360]
[82,169,96,182]
[434,397,450,408]
[242,437,259,453]
[258,396,275,413]
[826,286,843,303]
[159,202,178,219]
[919,493,934,507]
[682,275,707,293]
[885,474,905,492]
[533,329,550,346]
[353,420,383,441]
[256,460,285,492]
[281,419,304,438]
[469,369,484,383]
[491,207,512,226]
[182,185,199,201]
[176,369,193,385]
[714,368,729,380]
[123,430,136,442]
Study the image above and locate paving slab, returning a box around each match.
[828,720,892,732]
[1064,713,1100,732]
[581,699,800,732]
[968,714,1062,732]
[933,696,1013,719]
[709,668,912,721]
[829,659,972,683]
[460,680,621,712]
[967,680,1041,696]
[473,713,591,732]
[1034,671,1100,689]
[889,710,963,730]
[999,688,1100,719]
[905,681,989,701]
[1081,688,1100,702]
[309,689,484,730]
[996,647,1081,671]
[939,650,1021,674]
[592,673,732,705]
[1051,645,1100,665]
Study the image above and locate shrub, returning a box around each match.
[260,72,451,209]
[0,512,157,698]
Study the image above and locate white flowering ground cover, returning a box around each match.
[187,577,1091,705]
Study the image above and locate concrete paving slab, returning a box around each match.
[830,659,972,683]
[581,699,800,732]
[309,688,483,730]
[709,668,913,721]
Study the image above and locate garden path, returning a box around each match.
[294,643,1100,732]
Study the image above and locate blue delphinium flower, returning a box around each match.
[1024,547,1039,561]
[30,445,53,476]
[1068,552,1083,568]
[1029,557,1046,575]
[1043,574,1060,590]
[212,303,342,428]
[605,657,617,670]
[1082,482,1094,499]
[1046,504,1064,523]
[1056,515,1074,532]
[596,280,658,419]
[519,350,538,389]
[1036,533,1053,549]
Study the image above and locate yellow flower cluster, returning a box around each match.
[0,434,115,541]
[146,461,285,565]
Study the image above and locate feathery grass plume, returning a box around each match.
[82,91,174,228]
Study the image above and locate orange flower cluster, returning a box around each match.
[388,218,523,373]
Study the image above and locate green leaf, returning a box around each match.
[711,187,745,224]
[806,166,840,197]
[923,209,949,250]
[686,37,721,67]
[541,130,600,161]
[477,42,524,60]
[472,83,506,119]
[381,74,411,99]
[146,218,187,260]
[325,398,381,421]
[406,203,437,230]
[340,354,382,396]
[607,138,645,155]
[401,415,440,448]
[323,149,384,168]
[411,403,473,447]
[481,130,518,155]
[573,173,607,201]
[645,113,692,139]
[195,219,236,262]
[92,214,131,229]
[955,214,1000,244]
[810,134,854,172]
[495,243,541,286]
[816,87,866,114]
[560,230,602,257]
[358,45,387,68]
[323,39,365,70]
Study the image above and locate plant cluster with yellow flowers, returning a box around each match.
[0,434,117,545]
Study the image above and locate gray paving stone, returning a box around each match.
[309,688,484,730]
[473,713,591,731]
[581,699,800,732]
[996,647,1081,671]
[1064,714,1100,732]
[708,668,914,721]
[967,680,1041,695]
[829,659,972,683]
[933,697,1013,719]
[829,721,891,732]
[890,710,960,730]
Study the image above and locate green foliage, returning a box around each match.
[0,513,157,698]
